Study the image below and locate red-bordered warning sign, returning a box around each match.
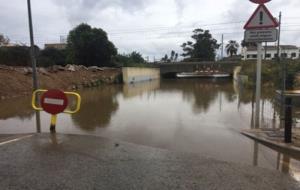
[244,4,279,29]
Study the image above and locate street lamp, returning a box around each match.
[27,0,41,132]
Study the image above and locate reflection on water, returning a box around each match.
[123,79,160,99]
[72,86,121,130]
[1,79,300,180]
[0,96,34,120]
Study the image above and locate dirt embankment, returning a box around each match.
[0,65,122,99]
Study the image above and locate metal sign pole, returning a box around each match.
[27,0,41,133]
[255,42,262,128]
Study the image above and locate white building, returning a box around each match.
[0,43,20,47]
[241,45,300,60]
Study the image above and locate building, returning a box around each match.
[44,43,67,50]
[0,43,21,47]
[241,45,300,60]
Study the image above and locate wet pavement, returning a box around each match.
[242,129,300,159]
[0,134,33,144]
[0,133,299,190]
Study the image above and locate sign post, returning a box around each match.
[244,0,279,128]
[32,89,81,133]
[40,89,68,132]
[27,0,41,133]
[255,42,262,128]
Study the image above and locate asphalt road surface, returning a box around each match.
[0,133,299,190]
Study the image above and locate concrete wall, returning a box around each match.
[158,61,239,75]
[122,67,160,84]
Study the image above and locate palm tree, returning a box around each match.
[225,40,239,57]
[241,39,256,48]
[174,53,178,62]
[161,54,169,62]
[170,50,175,61]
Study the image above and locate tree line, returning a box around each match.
[0,24,145,67]
[160,30,256,62]
[0,24,256,67]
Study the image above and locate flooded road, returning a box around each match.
[1,79,300,180]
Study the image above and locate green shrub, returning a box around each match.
[0,46,31,66]
[37,48,66,67]
[240,59,300,88]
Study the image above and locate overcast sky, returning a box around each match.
[1,0,300,60]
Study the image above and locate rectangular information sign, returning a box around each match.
[244,28,278,42]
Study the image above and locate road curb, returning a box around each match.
[241,131,300,156]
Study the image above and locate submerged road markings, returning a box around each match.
[0,135,33,146]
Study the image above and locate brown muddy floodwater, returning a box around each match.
[1,79,300,180]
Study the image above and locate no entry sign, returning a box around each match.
[32,89,81,133]
[41,89,68,115]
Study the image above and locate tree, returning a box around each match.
[0,45,40,66]
[225,40,239,57]
[170,50,175,61]
[181,29,220,61]
[128,51,145,64]
[66,23,117,67]
[161,50,179,62]
[174,53,178,62]
[161,54,169,62]
[0,34,9,46]
[37,48,67,67]
[115,51,145,67]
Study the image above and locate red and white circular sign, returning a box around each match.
[250,0,271,4]
[41,89,68,115]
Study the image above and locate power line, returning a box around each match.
[4,17,300,39]
[5,18,300,44]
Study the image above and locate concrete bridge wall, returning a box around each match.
[157,61,240,75]
[122,67,160,84]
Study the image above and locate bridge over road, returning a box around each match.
[155,61,240,77]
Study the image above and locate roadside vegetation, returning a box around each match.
[161,29,221,62]
[239,59,300,89]
[0,23,146,68]
[1,26,230,67]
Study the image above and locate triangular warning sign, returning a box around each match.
[244,4,279,29]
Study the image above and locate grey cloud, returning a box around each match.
[224,0,253,23]
[174,0,185,17]
[53,0,150,25]
[224,0,294,23]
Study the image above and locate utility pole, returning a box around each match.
[276,12,284,125]
[221,34,224,60]
[276,12,282,60]
[27,0,41,133]
[277,12,283,88]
